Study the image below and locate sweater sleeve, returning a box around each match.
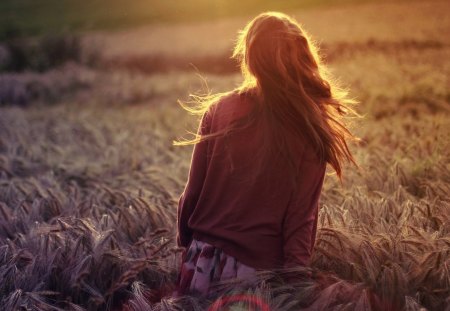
[177,110,212,247]
[282,155,326,268]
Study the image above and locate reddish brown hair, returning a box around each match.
[176,12,358,179]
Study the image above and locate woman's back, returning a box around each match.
[177,91,326,270]
[176,12,357,296]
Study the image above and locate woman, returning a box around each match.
[174,11,357,297]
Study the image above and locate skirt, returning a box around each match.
[175,239,257,297]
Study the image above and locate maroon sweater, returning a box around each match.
[177,92,326,270]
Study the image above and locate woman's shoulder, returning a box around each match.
[214,89,256,108]
[213,91,242,109]
[201,90,257,134]
[207,90,254,119]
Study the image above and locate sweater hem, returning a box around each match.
[192,232,282,270]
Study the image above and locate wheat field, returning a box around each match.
[0,0,449,310]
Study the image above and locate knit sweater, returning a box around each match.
[177,91,326,270]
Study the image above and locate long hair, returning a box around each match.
[176,12,358,179]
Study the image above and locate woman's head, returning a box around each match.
[234,12,322,92]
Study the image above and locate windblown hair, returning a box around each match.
[176,12,358,179]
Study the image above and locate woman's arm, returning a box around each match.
[177,111,212,247]
[282,156,326,268]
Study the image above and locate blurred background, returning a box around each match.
[0,0,448,108]
[0,0,449,310]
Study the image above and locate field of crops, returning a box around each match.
[0,0,449,310]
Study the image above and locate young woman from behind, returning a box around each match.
[174,11,357,297]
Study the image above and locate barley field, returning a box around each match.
[0,0,449,310]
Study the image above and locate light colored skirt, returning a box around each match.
[175,239,257,297]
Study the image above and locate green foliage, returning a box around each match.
[0,0,382,40]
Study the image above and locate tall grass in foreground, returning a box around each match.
[0,90,448,310]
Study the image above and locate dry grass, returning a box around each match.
[0,0,449,310]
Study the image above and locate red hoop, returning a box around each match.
[208,294,270,311]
